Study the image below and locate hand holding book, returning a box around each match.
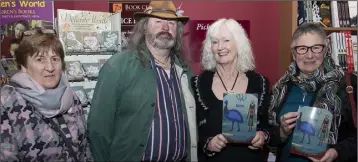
[248,131,266,150]
[279,112,300,139]
[308,148,338,162]
[289,106,333,159]
[206,134,228,152]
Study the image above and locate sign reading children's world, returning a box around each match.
[0,0,54,25]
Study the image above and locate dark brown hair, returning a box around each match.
[15,28,65,70]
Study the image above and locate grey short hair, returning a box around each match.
[291,23,328,48]
[201,18,255,73]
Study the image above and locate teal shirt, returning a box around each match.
[279,85,313,162]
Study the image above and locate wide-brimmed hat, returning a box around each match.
[133,1,189,25]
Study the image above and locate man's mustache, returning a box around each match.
[155,31,173,39]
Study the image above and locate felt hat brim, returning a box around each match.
[134,12,189,25]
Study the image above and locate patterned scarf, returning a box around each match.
[268,53,344,144]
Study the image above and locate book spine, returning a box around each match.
[328,33,340,66]
[343,1,351,27]
[318,2,332,27]
[337,1,344,27]
[297,1,306,26]
[342,32,348,70]
[330,1,340,27]
[345,32,354,72]
[308,1,313,23]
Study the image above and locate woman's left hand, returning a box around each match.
[308,148,338,162]
[248,131,265,150]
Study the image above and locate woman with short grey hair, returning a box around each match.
[267,22,357,162]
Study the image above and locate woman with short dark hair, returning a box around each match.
[0,29,93,161]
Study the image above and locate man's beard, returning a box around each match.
[146,31,175,49]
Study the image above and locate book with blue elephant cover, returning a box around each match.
[290,106,333,159]
[222,92,258,143]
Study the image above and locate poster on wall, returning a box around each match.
[187,20,250,62]
[0,0,54,58]
[109,1,150,49]
[0,0,54,81]
[56,9,121,55]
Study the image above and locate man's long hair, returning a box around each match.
[126,17,185,64]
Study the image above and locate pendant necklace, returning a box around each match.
[216,70,240,93]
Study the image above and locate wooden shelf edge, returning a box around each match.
[324,27,358,31]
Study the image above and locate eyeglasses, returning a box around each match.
[23,28,57,36]
[293,44,325,55]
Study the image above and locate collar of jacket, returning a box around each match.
[134,42,190,73]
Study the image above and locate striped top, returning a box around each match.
[142,60,187,161]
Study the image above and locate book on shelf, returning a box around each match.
[297,1,357,28]
[327,32,356,72]
[352,35,357,71]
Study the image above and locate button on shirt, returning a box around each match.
[142,61,187,162]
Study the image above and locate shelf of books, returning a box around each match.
[297,1,357,73]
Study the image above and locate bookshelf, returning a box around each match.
[278,1,357,75]
[324,27,358,35]
[324,27,357,32]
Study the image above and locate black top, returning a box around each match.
[191,70,270,162]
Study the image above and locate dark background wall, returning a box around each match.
[54,1,280,85]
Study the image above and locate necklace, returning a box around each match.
[154,56,170,67]
[216,70,240,92]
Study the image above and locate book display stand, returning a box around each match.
[56,9,121,121]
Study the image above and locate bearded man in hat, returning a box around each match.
[87,1,198,162]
